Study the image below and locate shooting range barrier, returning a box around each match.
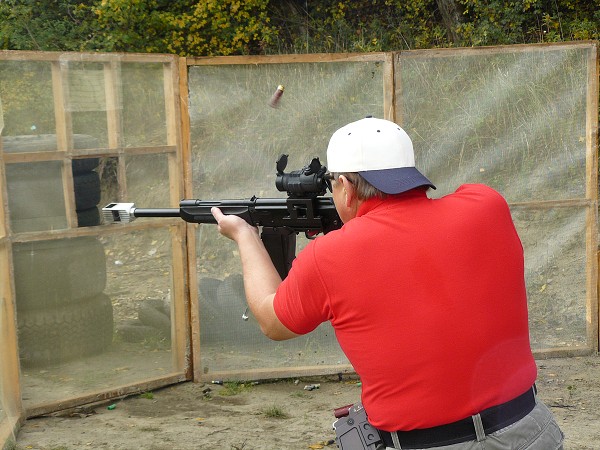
[0,42,598,446]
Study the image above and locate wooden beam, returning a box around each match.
[0,244,24,427]
[0,50,176,63]
[200,364,356,383]
[25,373,188,419]
[51,61,77,228]
[383,52,395,122]
[585,42,599,352]
[187,52,387,66]
[178,57,202,382]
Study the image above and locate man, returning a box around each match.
[211,116,564,449]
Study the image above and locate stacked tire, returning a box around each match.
[72,156,102,227]
[4,134,113,367]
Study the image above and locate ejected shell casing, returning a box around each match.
[268,85,285,108]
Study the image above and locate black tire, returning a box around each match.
[77,206,101,227]
[13,236,107,311]
[74,171,101,211]
[138,302,171,337]
[17,293,114,367]
[72,157,100,175]
[216,273,245,308]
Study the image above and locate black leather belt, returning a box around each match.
[379,386,536,449]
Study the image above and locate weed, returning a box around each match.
[140,391,154,399]
[219,382,251,396]
[262,405,289,419]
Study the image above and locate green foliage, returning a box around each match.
[0,0,96,51]
[457,0,600,46]
[160,0,277,56]
[88,0,277,56]
[88,0,169,53]
[268,0,446,53]
[0,0,598,55]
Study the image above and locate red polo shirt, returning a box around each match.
[273,184,537,431]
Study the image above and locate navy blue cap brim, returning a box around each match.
[359,167,436,195]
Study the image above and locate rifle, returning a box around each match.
[102,154,342,279]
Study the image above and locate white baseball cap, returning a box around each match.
[326,116,435,194]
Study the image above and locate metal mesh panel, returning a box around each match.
[188,60,387,376]
[398,48,588,202]
[0,53,186,413]
[397,46,595,353]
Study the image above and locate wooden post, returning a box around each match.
[163,58,189,373]
[585,43,599,351]
[0,243,24,441]
[51,61,77,228]
[179,57,202,381]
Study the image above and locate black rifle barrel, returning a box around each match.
[133,208,181,218]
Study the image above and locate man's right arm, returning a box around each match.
[211,207,299,341]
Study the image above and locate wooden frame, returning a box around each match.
[185,43,599,382]
[0,51,188,422]
[0,43,598,443]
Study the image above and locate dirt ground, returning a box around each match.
[10,353,600,450]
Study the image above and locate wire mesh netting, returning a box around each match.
[397,46,594,351]
[0,45,597,445]
[188,45,596,378]
[188,59,388,375]
[0,54,187,414]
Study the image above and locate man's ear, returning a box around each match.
[338,175,357,208]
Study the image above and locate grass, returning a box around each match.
[218,381,252,396]
[262,405,289,419]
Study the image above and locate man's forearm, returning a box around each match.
[235,228,298,340]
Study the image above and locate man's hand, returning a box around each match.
[211,207,259,241]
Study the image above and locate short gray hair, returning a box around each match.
[330,172,387,201]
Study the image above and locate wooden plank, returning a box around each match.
[50,62,72,153]
[0,50,176,64]
[162,56,189,374]
[0,150,6,239]
[585,43,599,351]
[392,52,405,126]
[398,40,599,59]
[533,346,595,359]
[169,223,190,373]
[104,60,122,150]
[187,52,387,66]
[25,373,188,419]
[200,364,356,383]
[50,61,77,228]
[508,198,592,209]
[1,145,177,163]
[104,60,127,202]
[178,57,202,381]
[10,219,182,243]
[382,52,395,122]
[0,416,22,450]
[0,244,24,425]
[2,151,65,163]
